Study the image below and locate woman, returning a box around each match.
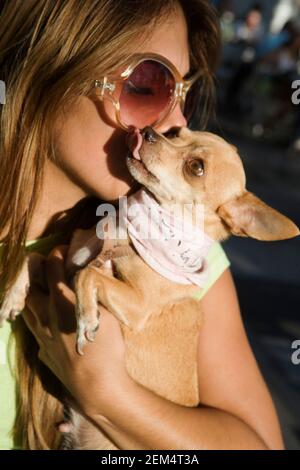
[0,0,284,449]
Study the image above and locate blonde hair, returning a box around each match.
[0,0,220,449]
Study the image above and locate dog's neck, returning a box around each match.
[122,187,215,287]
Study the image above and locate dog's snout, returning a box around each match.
[142,126,157,143]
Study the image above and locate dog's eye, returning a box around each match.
[186,158,205,176]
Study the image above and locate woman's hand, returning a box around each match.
[23,245,129,419]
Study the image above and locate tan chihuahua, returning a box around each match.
[0,126,299,449]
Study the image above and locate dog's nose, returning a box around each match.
[141,126,157,143]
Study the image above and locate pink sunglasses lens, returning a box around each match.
[119,60,175,129]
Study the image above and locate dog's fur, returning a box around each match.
[0,127,299,449]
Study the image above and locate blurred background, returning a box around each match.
[205,0,300,449]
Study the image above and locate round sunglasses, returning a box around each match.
[93,52,203,131]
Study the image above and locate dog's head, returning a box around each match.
[126,126,299,242]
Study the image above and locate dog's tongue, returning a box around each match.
[126,128,143,161]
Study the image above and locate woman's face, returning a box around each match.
[53,6,191,203]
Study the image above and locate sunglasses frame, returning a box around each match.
[93,52,203,131]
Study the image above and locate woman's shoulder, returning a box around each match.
[0,230,70,257]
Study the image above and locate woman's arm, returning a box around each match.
[24,248,284,450]
[85,269,284,450]
[90,373,270,450]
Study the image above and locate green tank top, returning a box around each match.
[0,234,230,449]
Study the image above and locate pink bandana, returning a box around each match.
[122,188,215,287]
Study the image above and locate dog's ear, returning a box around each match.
[217,191,300,241]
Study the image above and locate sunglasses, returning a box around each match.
[93,52,203,131]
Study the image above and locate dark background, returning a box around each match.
[199,0,300,449]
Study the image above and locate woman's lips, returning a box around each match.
[126,127,143,160]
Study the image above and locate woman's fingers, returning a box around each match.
[22,305,52,347]
[23,281,54,344]
[45,245,77,333]
[24,244,76,340]
[45,245,70,295]
[25,282,49,327]
[22,304,39,335]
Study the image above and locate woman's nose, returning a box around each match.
[154,101,187,134]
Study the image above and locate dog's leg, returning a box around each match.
[74,259,145,354]
[0,252,45,325]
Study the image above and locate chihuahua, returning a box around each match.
[0,126,299,449]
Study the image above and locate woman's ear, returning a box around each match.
[217,191,300,241]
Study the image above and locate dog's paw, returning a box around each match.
[0,285,28,326]
[76,306,101,355]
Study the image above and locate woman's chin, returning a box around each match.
[93,178,141,203]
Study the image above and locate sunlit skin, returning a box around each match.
[24,4,285,450]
